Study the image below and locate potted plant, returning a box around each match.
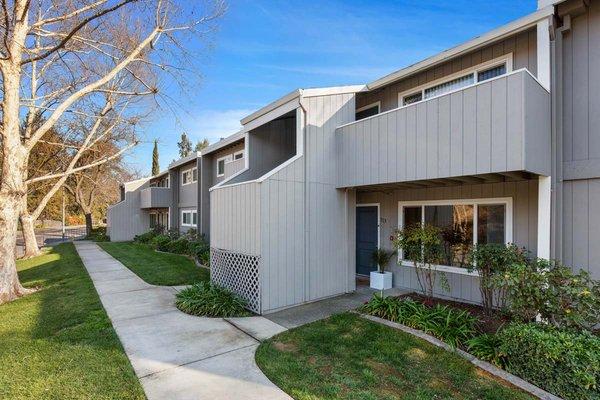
[370,248,397,292]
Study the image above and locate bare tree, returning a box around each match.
[0,0,225,303]
[66,146,128,236]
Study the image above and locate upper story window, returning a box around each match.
[181,209,197,226]
[355,101,380,121]
[181,167,197,185]
[233,150,244,161]
[216,156,229,177]
[399,54,512,106]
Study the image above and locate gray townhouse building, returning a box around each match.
[107,131,245,241]
[109,0,600,315]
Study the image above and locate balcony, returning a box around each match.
[140,187,172,209]
[336,69,551,188]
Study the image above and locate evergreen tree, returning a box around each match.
[152,139,160,175]
[178,132,192,158]
[195,138,209,152]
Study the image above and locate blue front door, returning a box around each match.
[356,206,378,276]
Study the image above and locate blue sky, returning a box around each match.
[128,0,537,175]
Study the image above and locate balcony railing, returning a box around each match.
[336,69,550,188]
[140,186,171,209]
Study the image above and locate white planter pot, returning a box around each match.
[370,271,393,290]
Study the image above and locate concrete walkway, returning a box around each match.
[74,241,290,400]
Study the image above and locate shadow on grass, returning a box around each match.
[0,243,145,400]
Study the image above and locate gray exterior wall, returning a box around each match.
[228,115,296,184]
[199,139,245,238]
[356,28,538,111]
[338,70,551,188]
[140,187,172,209]
[356,179,539,303]
[107,179,150,241]
[177,160,198,208]
[555,0,600,278]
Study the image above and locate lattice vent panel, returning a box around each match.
[210,248,261,313]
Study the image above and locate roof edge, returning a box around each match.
[367,6,554,90]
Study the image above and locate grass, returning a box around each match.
[256,313,535,400]
[98,241,209,286]
[0,243,145,400]
[176,282,252,318]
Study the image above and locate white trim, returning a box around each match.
[355,101,381,114]
[397,54,513,107]
[181,167,197,186]
[301,85,366,98]
[242,98,300,131]
[397,197,514,269]
[233,150,244,161]
[337,68,547,130]
[216,156,229,177]
[536,18,551,91]
[356,203,381,249]
[368,6,554,89]
[400,261,480,277]
[181,209,198,227]
[537,176,551,259]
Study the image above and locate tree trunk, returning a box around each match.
[0,194,35,304]
[19,196,41,258]
[85,213,93,236]
[20,214,40,258]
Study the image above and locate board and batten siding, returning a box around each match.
[356,28,538,112]
[337,70,550,188]
[356,179,539,303]
[177,160,198,208]
[559,0,600,278]
[210,181,261,256]
[107,179,150,241]
[260,158,305,312]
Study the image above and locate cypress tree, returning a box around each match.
[152,139,160,175]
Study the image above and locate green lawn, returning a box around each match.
[256,313,534,400]
[0,243,145,400]
[98,242,209,286]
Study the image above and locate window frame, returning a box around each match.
[181,167,197,186]
[397,197,513,276]
[398,54,513,107]
[354,101,381,121]
[233,150,244,161]
[181,209,198,227]
[216,155,230,177]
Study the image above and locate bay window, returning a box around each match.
[398,198,512,270]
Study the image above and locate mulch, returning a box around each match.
[397,292,512,334]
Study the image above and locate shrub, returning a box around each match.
[86,226,110,242]
[466,333,503,366]
[175,282,251,317]
[360,294,477,348]
[496,323,600,400]
[150,234,171,251]
[502,260,600,331]
[189,241,209,265]
[392,224,446,298]
[134,230,157,244]
[166,237,190,254]
[467,243,527,314]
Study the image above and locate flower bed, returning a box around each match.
[133,226,210,266]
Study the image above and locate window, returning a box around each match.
[398,55,512,107]
[216,156,229,177]
[233,150,244,161]
[403,92,422,106]
[355,102,380,121]
[181,167,197,185]
[398,199,512,269]
[181,210,197,227]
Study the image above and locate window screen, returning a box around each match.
[217,159,225,176]
[424,74,474,99]
[477,64,506,82]
[403,92,422,106]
